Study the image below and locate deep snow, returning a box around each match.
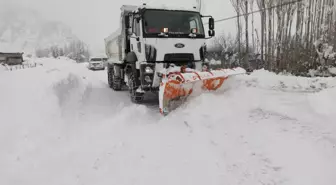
[1,58,336,185]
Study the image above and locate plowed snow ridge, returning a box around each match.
[1,58,336,185]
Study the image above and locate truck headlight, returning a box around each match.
[141,64,155,86]
[145,66,154,73]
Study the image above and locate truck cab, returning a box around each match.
[105,4,215,102]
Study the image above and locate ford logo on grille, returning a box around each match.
[174,43,185,48]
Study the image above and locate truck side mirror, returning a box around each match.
[209,17,214,30]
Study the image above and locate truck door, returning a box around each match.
[130,18,142,60]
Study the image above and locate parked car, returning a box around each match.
[88,57,105,70]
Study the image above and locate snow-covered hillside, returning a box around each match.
[0,5,78,55]
[1,58,336,185]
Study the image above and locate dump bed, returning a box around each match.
[104,5,137,64]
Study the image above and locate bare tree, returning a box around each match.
[214,0,336,76]
[239,0,249,67]
[250,0,256,51]
[230,0,242,64]
[256,0,266,66]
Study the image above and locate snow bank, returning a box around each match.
[0,57,92,124]
[0,64,6,72]
[237,68,336,92]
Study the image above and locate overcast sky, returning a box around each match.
[1,0,238,54]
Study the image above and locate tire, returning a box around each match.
[108,64,122,91]
[127,73,144,103]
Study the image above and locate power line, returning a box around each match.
[205,0,304,24]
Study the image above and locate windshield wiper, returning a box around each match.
[188,33,197,38]
[157,32,168,37]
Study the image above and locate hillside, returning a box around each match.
[0,5,79,56]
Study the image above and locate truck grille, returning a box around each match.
[164,53,194,62]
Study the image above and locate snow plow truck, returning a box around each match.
[104,4,246,115]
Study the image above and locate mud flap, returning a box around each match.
[159,67,246,115]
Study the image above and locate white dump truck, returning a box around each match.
[104,3,245,115]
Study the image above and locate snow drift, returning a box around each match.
[237,68,336,92]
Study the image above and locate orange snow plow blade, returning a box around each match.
[159,67,246,115]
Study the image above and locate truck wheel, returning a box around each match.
[128,73,144,103]
[108,64,122,91]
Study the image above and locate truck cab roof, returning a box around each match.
[139,4,199,12]
[120,5,138,12]
[121,4,200,13]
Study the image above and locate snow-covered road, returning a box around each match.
[1,58,336,185]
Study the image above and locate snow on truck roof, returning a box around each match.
[139,4,199,12]
[120,5,137,12]
[121,4,200,13]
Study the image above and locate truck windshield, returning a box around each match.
[143,10,205,37]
